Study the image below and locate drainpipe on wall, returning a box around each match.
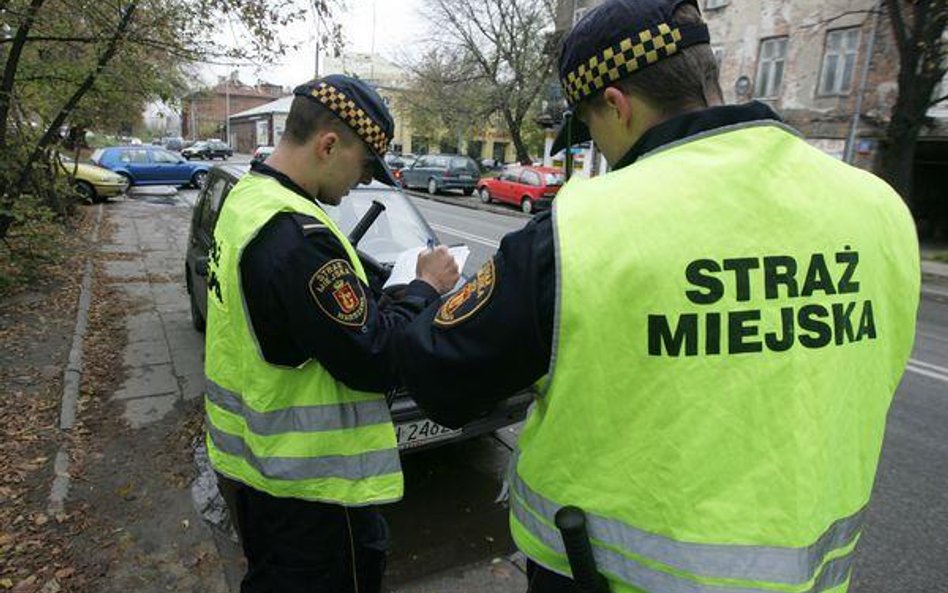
[844,0,881,164]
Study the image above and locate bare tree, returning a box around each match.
[876,0,947,204]
[419,0,556,163]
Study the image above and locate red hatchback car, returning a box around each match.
[477,166,565,214]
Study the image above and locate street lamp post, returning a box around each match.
[225,80,231,147]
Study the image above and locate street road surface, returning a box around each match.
[135,181,945,590]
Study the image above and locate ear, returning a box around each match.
[602,87,633,128]
[313,131,340,162]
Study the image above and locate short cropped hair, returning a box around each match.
[282,96,359,146]
[589,3,723,115]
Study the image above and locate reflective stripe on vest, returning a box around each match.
[206,378,392,435]
[510,461,861,591]
[207,421,400,481]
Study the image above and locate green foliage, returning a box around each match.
[0,194,68,295]
[0,0,336,245]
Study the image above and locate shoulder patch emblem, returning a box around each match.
[434,259,496,328]
[309,259,368,327]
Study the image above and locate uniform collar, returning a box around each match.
[612,101,783,170]
[251,161,317,204]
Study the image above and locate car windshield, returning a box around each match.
[450,157,476,171]
[544,172,565,186]
[322,187,435,263]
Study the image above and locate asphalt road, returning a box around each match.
[136,179,946,590]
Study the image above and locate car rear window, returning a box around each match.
[544,172,565,186]
[450,157,476,171]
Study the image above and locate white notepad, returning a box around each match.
[383,245,471,289]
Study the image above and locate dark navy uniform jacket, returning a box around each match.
[395,102,780,428]
[240,163,441,393]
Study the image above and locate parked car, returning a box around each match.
[480,157,504,172]
[400,154,480,196]
[185,164,532,452]
[182,140,233,160]
[384,153,417,187]
[163,137,184,152]
[477,165,565,214]
[58,155,129,203]
[251,145,274,166]
[91,145,210,189]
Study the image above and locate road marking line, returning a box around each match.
[905,363,948,384]
[908,358,948,374]
[906,358,948,383]
[429,223,501,248]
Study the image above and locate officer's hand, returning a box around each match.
[416,246,460,295]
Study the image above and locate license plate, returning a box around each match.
[396,419,460,448]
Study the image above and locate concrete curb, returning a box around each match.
[403,189,532,220]
[49,204,104,515]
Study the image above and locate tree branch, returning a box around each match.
[797,9,881,30]
[11,3,138,202]
[0,0,47,151]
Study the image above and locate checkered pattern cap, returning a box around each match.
[552,0,711,153]
[293,74,397,185]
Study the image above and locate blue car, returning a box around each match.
[91,145,210,189]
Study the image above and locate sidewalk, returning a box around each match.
[63,193,231,592]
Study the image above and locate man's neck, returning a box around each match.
[264,147,319,199]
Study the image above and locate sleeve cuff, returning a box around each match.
[405,279,442,304]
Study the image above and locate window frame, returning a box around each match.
[754,36,789,99]
[817,27,861,97]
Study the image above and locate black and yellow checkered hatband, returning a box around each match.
[308,82,389,154]
[561,22,683,106]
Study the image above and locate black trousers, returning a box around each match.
[217,474,388,593]
[526,560,583,593]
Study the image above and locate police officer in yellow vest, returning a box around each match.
[395,1,920,591]
[204,75,459,592]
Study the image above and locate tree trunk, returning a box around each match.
[503,110,531,164]
[0,2,137,241]
[878,114,921,208]
[0,0,47,151]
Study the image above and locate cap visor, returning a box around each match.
[372,152,398,186]
[551,117,592,155]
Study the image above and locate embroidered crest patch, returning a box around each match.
[309,259,368,327]
[434,259,496,328]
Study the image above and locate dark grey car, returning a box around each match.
[185,165,531,452]
[400,154,480,196]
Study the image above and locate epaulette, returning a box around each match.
[290,213,328,238]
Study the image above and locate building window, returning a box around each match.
[706,0,729,9]
[754,37,788,99]
[819,28,861,96]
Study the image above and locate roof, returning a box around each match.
[229,95,294,120]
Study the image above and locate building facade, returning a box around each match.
[228,96,292,154]
[181,78,285,145]
[550,0,948,200]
